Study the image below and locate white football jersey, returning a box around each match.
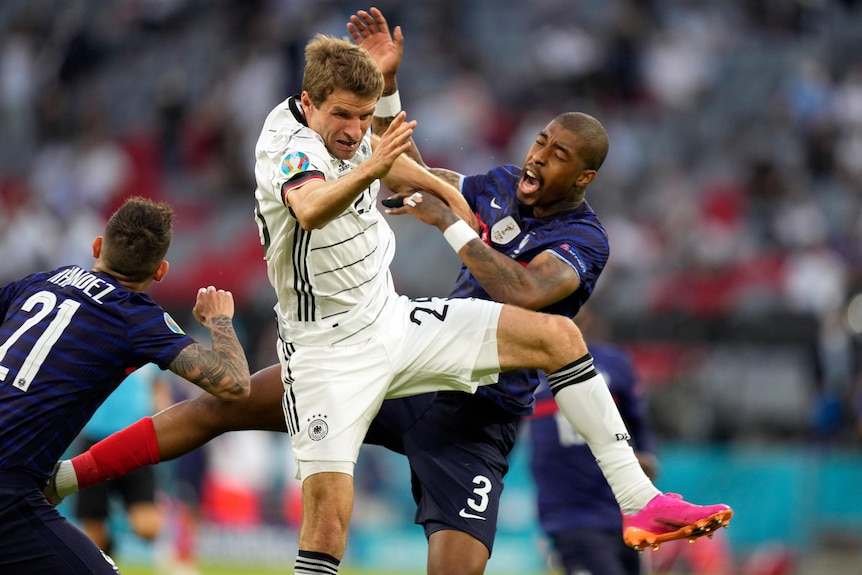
[254,96,397,346]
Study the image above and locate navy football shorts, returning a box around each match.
[366,391,518,554]
[0,470,119,574]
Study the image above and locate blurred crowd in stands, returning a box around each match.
[3,0,862,444]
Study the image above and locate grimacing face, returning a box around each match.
[518,121,589,216]
[301,89,377,160]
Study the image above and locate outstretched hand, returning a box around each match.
[347,7,403,83]
[366,111,416,179]
[382,190,460,231]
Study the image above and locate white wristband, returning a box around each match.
[443,219,479,253]
[374,90,401,117]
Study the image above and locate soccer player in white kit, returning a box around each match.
[252,41,503,469]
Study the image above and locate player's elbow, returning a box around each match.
[292,205,331,230]
[503,289,551,311]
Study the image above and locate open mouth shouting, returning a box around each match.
[519,166,541,197]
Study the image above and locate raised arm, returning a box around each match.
[375,138,477,229]
[386,192,580,310]
[350,8,478,229]
[288,112,416,230]
[168,286,251,401]
[348,7,427,166]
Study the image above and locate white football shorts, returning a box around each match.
[279,294,502,480]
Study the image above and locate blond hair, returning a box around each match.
[302,34,384,107]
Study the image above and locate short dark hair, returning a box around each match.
[555,112,610,171]
[302,34,384,107]
[101,196,174,282]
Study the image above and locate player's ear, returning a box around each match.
[92,236,103,258]
[300,91,314,113]
[576,169,596,188]
[153,260,169,282]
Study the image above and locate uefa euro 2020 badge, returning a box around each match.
[282,151,310,175]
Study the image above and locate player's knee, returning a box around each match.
[545,315,587,360]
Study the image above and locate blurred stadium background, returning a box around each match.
[3,0,862,573]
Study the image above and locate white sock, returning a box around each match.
[549,360,660,514]
[54,460,79,498]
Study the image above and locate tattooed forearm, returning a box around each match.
[169,316,251,400]
[459,242,576,311]
[461,240,525,301]
[429,168,462,190]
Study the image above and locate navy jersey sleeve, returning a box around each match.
[544,220,609,297]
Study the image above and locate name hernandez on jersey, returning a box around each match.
[46,266,116,304]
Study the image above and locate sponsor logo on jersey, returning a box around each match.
[491,216,520,245]
[281,151,310,175]
[490,198,502,209]
[308,414,329,441]
[163,312,185,334]
[559,243,587,274]
[458,508,487,521]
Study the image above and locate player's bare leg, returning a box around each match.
[46,364,287,502]
[154,363,287,459]
[293,472,353,574]
[427,530,489,575]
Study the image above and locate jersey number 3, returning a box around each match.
[0,291,80,392]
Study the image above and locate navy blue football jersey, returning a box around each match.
[0,265,195,481]
[451,164,610,415]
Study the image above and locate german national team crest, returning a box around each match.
[281,151,310,175]
[308,415,329,441]
[490,216,521,245]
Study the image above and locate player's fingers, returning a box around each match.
[404,192,423,208]
[370,7,389,33]
[348,15,366,32]
[356,10,377,32]
[346,24,361,43]
[382,111,407,134]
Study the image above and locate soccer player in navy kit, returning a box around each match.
[0,196,251,574]
[529,324,658,575]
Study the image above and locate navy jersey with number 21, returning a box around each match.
[0,265,194,482]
